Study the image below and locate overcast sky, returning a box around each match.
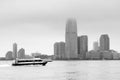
[0,0,120,57]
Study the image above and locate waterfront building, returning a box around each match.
[25,55,33,59]
[100,34,110,51]
[101,51,113,60]
[86,50,101,60]
[54,42,59,59]
[13,43,17,59]
[65,18,78,59]
[54,42,65,59]
[18,48,25,59]
[112,52,120,60]
[78,35,88,59]
[93,41,99,51]
[110,50,120,60]
[31,52,41,58]
[5,51,13,60]
[59,42,65,59]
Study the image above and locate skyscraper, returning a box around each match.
[18,48,25,59]
[93,41,99,51]
[78,35,88,59]
[13,43,17,59]
[100,34,110,51]
[65,18,78,59]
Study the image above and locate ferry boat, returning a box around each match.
[12,58,50,66]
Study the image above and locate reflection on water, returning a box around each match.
[0,61,120,80]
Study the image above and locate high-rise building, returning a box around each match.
[59,42,65,59]
[54,42,59,59]
[78,35,88,59]
[65,18,78,59]
[93,41,99,51]
[18,48,25,59]
[13,43,17,59]
[100,34,110,51]
[54,42,65,59]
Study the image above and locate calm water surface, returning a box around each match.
[0,61,120,80]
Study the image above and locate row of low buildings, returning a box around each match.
[86,50,120,60]
[54,18,120,60]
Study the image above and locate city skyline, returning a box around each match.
[0,0,120,57]
[54,19,118,60]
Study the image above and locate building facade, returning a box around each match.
[93,41,99,51]
[100,34,110,51]
[18,48,25,59]
[54,42,59,59]
[78,35,88,59]
[13,43,17,59]
[65,19,78,59]
[54,42,65,59]
[59,42,65,59]
[6,51,13,60]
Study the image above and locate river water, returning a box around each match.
[0,61,120,80]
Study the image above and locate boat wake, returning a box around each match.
[0,64,11,67]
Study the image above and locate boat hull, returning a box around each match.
[12,61,47,66]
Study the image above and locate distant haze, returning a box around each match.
[0,0,120,56]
